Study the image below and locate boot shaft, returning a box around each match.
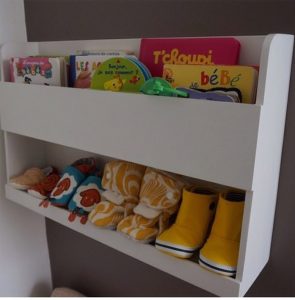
[176,188,218,232]
[211,191,245,242]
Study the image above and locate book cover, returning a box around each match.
[90,57,150,93]
[10,57,65,86]
[70,53,136,88]
[75,50,134,56]
[163,64,258,104]
[139,37,240,77]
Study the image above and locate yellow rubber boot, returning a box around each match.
[199,191,245,276]
[155,187,218,258]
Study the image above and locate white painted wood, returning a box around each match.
[0,34,293,297]
[5,184,240,297]
[0,1,52,296]
[237,34,294,296]
[0,83,261,190]
[44,142,114,171]
[4,132,47,180]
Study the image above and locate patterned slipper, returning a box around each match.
[49,158,96,208]
[67,174,102,224]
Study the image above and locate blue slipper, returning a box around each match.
[68,175,102,223]
[50,166,86,207]
[50,157,96,207]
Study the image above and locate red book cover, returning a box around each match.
[139,37,240,77]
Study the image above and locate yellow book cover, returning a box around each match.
[163,64,258,104]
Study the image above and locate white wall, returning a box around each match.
[0,0,52,296]
[0,0,27,43]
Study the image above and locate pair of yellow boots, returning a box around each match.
[155,187,245,277]
[88,160,184,243]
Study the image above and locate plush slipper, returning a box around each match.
[88,200,126,229]
[27,167,61,200]
[68,174,102,224]
[49,158,96,207]
[117,214,159,243]
[88,160,146,229]
[117,167,184,243]
[9,167,50,190]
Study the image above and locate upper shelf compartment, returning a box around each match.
[0,83,260,190]
[0,34,292,190]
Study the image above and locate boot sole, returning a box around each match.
[155,239,198,258]
[198,254,236,276]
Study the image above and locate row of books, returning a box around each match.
[9,37,258,104]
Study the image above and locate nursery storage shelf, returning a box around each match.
[0,34,294,297]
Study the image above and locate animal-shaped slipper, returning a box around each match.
[67,174,102,224]
[49,158,96,207]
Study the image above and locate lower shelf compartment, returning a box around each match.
[6,184,241,297]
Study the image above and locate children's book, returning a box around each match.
[139,37,241,77]
[163,64,258,104]
[90,57,151,93]
[10,57,66,86]
[69,52,135,88]
[75,50,134,56]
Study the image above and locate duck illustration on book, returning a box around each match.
[104,75,126,91]
[91,57,151,93]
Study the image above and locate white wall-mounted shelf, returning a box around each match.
[0,34,293,296]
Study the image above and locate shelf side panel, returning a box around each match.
[237,34,294,296]
[0,83,260,190]
[4,132,47,180]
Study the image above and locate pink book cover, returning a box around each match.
[139,37,240,77]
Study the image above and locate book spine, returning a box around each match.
[69,55,76,87]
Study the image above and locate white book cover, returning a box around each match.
[10,57,65,86]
